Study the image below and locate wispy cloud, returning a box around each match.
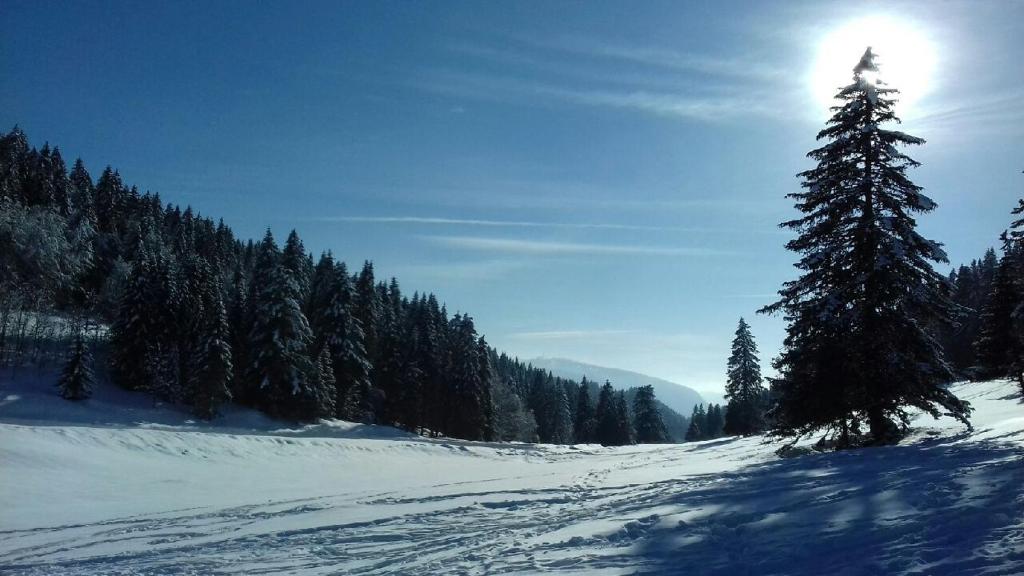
[911,90,1024,135]
[425,33,791,122]
[528,36,785,81]
[422,235,730,257]
[508,329,640,341]
[392,259,529,283]
[310,215,708,232]
[418,69,777,122]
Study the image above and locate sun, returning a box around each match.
[810,15,937,114]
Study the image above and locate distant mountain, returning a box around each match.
[528,358,705,416]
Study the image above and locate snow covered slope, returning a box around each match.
[2,373,1023,575]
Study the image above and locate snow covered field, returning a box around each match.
[2,374,1023,575]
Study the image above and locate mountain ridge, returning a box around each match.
[528,357,706,416]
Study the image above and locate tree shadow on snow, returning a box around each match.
[625,436,1024,576]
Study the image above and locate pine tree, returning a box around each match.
[633,385,668,443]
[353,261,379,380]
[685,404,705,442]
[303,346,337,419]
[0,127,29,203]
[1010,196,1024,389]
[977,197,1024,386]
[176,254,207,403]
[109,253,154,391]
[614,391,633,445]
[57,331,94,400]
[550,383,574,444]
[227,269,252,404]
[308,256,372,421]
[723,318,766,436]
[595,381,618,446]
[282,229,312,304]
[93,166,124,234]
[573,378,596,443]
[147,250,182,402]
[446,314,491,440]
[976,240,1022,379]
[706,404,724,438]
[759,48,970,445]
[193,272,233,420]
[247,230,317,418]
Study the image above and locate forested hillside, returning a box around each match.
[0,127,677,445]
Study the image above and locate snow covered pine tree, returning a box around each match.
[760,48,971,446]
[723,318,766,436]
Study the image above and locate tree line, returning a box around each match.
[0,126,675,445]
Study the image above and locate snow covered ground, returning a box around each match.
[2,372,1023,575]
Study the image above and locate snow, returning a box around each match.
[2,371,1024,574]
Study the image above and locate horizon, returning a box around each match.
[3,0,1022,400]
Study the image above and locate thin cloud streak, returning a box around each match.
[417,69,780,122]
[392,258,529,283]
[423,235,732,257]
[508,329,640,340]
[910,90,1024,134]
[533,36,786,81]
[311,215,708,232]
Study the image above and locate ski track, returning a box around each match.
[0,447,697,575]
[2,380,1024,575]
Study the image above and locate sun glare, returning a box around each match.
[811,15,937,114]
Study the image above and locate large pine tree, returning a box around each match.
[760,48,970,445]
[723,318,766,436]
[247,230,317,419]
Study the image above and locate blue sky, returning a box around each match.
[3,1,1022,398]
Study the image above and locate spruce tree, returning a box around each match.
[760,48,970,444]
[977,198,1024,386]
[93,166,123,234]
[614,391,633,445]
[193,272,233,420]
[705,404,724,438]
[685,404,705,442]
[446,314,491,440]
[1010,197,1024,389]
[247,230,317,418]
[303,346,338,419]
[57,331,94,400]
[353,261,379,379]
[595,381,618,446]
[723,318,766,436]
[976,239,1022,379]
[227,270,252,404]
[282,229,312,304]
[550,383,574,444]
[109,253,154,391]
[633,385,668,443]
[309,256,372,421]
[573,378,596,443]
